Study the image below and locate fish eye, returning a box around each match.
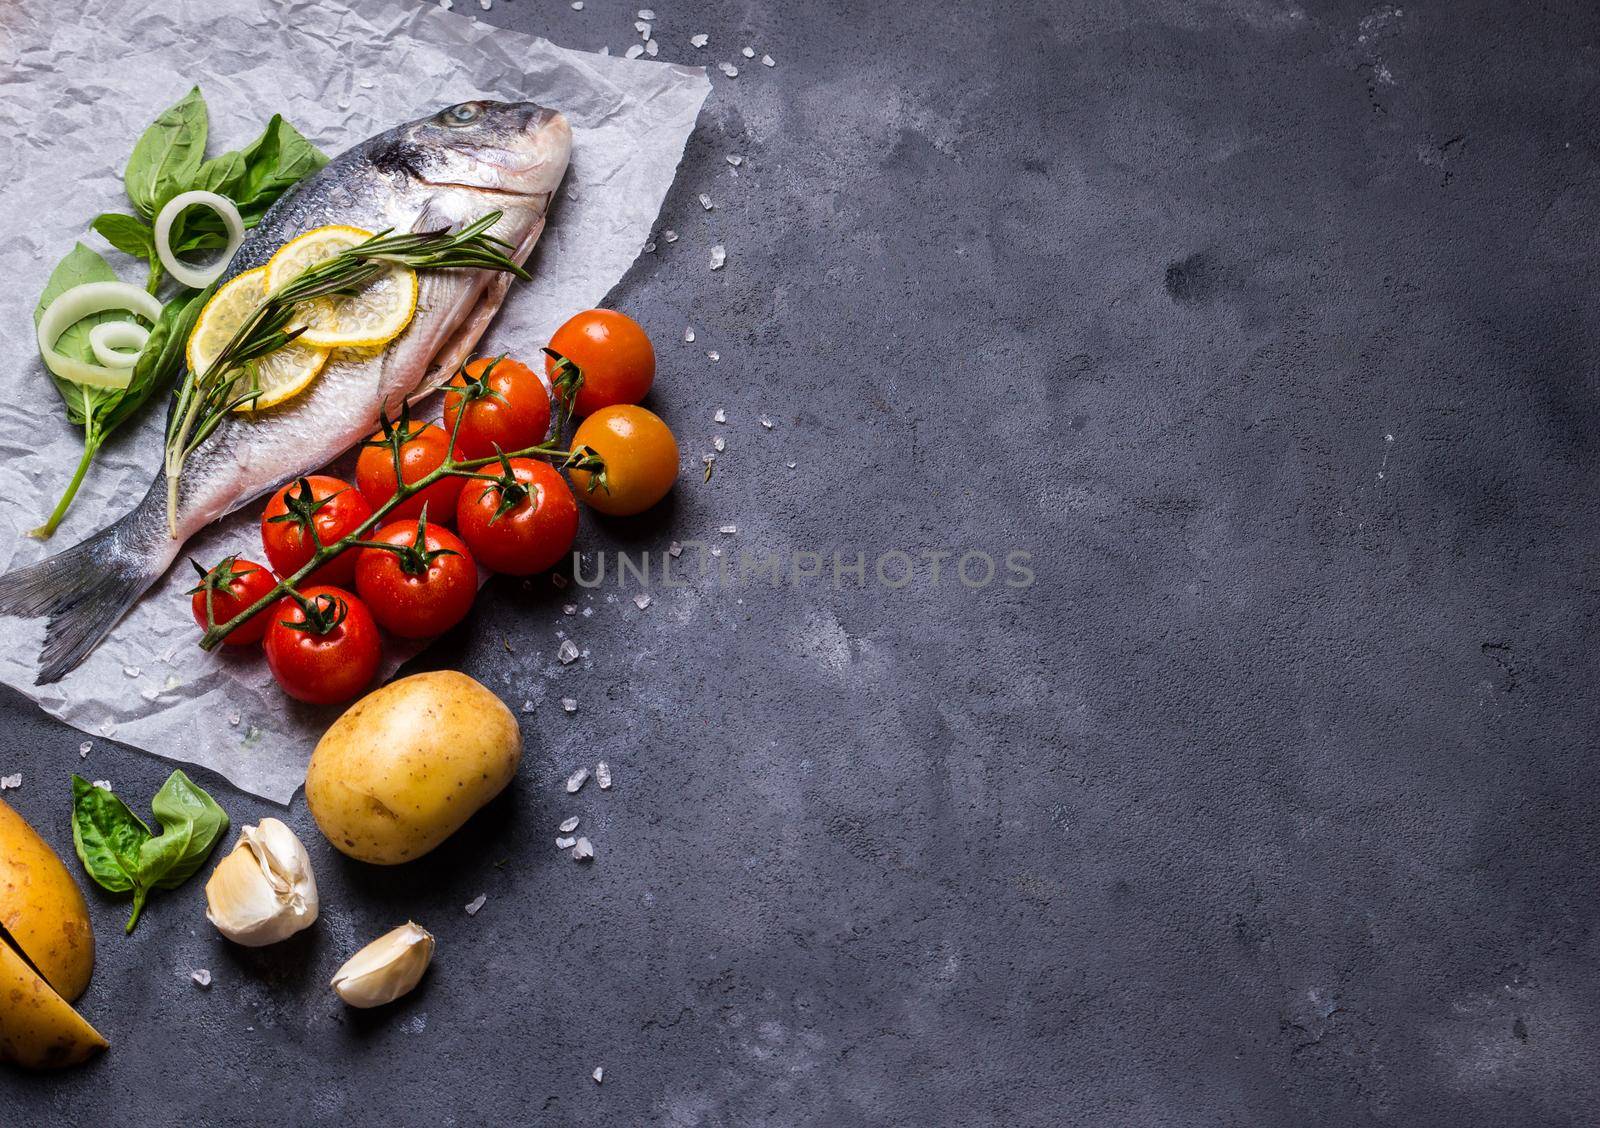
[442,103,482,127]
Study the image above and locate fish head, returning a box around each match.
[377,100,572,200]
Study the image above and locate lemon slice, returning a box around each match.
[264,225,419,349]
[187,267,330,413]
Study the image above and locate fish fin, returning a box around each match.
[0,502,175,684]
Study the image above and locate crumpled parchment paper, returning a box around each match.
[0,0,709,802]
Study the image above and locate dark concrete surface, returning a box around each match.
[5,0,1600,1123]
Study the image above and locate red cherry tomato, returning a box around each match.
[354,514,479,638]
[260,475,372,588]
[263,586,381,705]
[568,404,679,516]
[455,458,579,576]
[545,309,655,418]
[188,556,277,646]
[355,418,462,524]
[443,355,552,461]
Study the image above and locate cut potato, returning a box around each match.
[0,799,93,1001]
[306,671,520,865]
[0,933,106,1069]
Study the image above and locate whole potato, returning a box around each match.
[306,671,520,864]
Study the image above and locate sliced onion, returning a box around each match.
[154,190,244,290]
[88,320,150,368]
[36,282,163,390]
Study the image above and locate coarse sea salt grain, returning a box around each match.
[558,639,580,664]
[78,741,91,758]
[92,780,111,791]
[556,835,577,849]
[720,524,738,534]
[742,46,755,58]
[571,1,583,9]
[710,245,726,270]
[707,350,720,361]
[635,19,650,36]
[625,44,645,59]
[726,154,744,166]
[560,816,580,833]
[562,697,579,713]
[713,436,726,452]
[760,416,773,428]
[596,762,613,789]
[634,593,651,610]
[762,54,775,66]
[719,62,740,78]
[572,837,595,861]
[685,325,696,342]
[465,894,487,916]
[0,774,20,791]
[713,407,727,423]
[647,39,659,56]
[663,229,678,243]
[691,32,709,47]
[479,0,491,9]
[567,767,590,793]
[669,541,684,557]
[192,969,212,988]
[638,7,655,17]
[593,1066,605,1084]
[699,192,714,210]
[786,460,797,469]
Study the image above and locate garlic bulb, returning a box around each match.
[331,922,435,1008]
[204,818,319,946]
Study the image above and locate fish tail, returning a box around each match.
[0,492,178,684]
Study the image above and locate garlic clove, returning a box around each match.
[204,817,319,947]
[331,922,435,1009]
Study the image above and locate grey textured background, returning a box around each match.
[5,0,1600,1124]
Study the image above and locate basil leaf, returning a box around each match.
[70,774,151,895]
[216,114,329,224]
[91,212,155,263]
[33,244,123,427]
[147,770,229,889]
[96,285,210,435]
[124,86,208,219]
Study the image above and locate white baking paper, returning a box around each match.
[0,0,709,802]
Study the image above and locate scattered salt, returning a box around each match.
[552,573,569,589]
[563,603,577,615]
[685,326,696,343]
[522,700,536,713]
[760,416,773,428]
[92,780,111,791]
[637,7,655,17]
[571,0,583,8]
[556,835,577,849]
[720,524,738,535]
[78,741,91,758]
[669,541,684,557]
[762,54,775,67]
[560,816,581,833]
[567,767,590,793]
[593,1066,605,1084]
[786,461,797,469]
[691,32,709,47]
[625,44,645,59]
[646,39,659,56]
[713,436,726,452]
[123,665,141,678]
[634,20,650,36]
[572,837,595,861]
[596,762,613,790]
[562,697,579,713]
[634,594,652,610]
[719,62,739,78]
[191,969,212,989]
[465,894,487,916]
[663,229,678,243]
[0,774,19,791]
[699,193,714,210]
[479,0,491,9]
[558,639,580,665]
[709,244,726,270]
[742,46,755,58]
[726,154,744,166]
[713,407,727,423]
[438,0,452,9]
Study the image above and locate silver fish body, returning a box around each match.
[0,100,571,682]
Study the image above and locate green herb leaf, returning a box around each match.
[147,770,229,889]
[32,243,123,427]
[123,86,208,218]
[220,114,328,224]
[70,775,151,896]
[91,212,156,263]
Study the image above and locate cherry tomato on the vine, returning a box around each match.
[260,475,372,588]
[188,556,277,646]
[355,417,462,524]
[263,585,381,705]
[567,404,679,516]
[443,355,552,462]
[545,309,655,419]
[354,513,479,638]
[456,457,579,576]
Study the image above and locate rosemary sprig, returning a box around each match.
[163,212,528,533]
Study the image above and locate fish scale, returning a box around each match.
[0,100,571,683]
